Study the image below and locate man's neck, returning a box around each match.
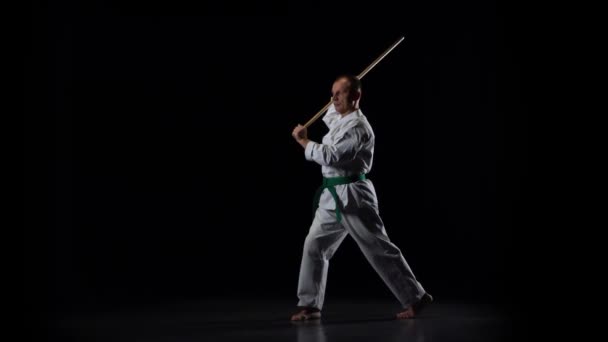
[339,107,357,117]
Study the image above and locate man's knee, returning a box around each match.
[303,233,323,258]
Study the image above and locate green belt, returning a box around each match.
[312,174,366,222]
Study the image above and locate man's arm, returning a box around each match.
[292,124,311,149]
[292,124,365,167]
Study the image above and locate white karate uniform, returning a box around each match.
[297,104,427,310]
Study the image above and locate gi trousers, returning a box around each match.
[296,205,426,310]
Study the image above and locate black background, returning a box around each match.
[25,0,528,321]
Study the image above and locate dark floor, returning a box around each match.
[47,298,514,341]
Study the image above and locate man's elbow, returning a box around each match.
[320,153,348,167]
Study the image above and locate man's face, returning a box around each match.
[332,78,356,115]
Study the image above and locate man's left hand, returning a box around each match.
[292,124,308,141]
[292,124,310,149]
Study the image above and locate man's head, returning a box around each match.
[332,75,362,115]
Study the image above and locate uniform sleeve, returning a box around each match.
[304,125,366,166]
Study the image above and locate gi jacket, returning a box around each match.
[304,104,379,212]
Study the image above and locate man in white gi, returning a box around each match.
[290,75,432,321]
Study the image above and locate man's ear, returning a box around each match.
[349,91,361,102]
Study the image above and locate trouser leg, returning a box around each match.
[297,209,347,310]
[341,205,426,308]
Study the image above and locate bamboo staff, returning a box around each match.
[303,36,405,128]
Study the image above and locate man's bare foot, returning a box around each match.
[290,307,321,321]
[396,293,433,319]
